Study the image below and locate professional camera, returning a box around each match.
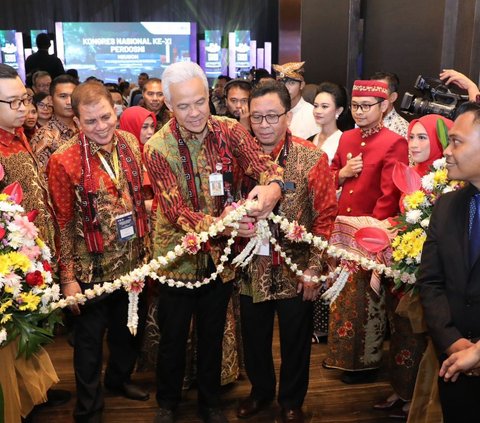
[400,75,469,119]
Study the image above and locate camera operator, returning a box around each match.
[440,69,480,102]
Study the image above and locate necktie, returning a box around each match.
[469,194,480,266]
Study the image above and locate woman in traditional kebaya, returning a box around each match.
[375,114,453,420]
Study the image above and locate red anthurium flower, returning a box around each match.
[2,181,23,204]
[392,162,421,194]
[355,227,391,253]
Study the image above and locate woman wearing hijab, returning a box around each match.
[375,114,453,420]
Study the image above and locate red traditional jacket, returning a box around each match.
[330,125,408,219]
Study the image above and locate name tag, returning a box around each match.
[209,173,224,196]
[115,212,136,242]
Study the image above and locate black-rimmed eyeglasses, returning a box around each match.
[0,96,33,110]
[350,100,383,112]
[250,111,287,124]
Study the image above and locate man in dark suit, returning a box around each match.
[418,101,480,423]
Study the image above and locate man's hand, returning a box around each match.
[247,183,282,219]
[440,341,480,382]
[61,281,82,315]
[338,153,363,185]
[445,337,474,355]
[216,205,256,237]
[297,269,321,301]
[238,106,251,132]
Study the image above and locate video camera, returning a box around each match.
[400,75,469,119]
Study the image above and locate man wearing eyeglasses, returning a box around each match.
[323,80,409,384]
[236,80,337,423]
[32,70,52,95]
[0,63,72,419]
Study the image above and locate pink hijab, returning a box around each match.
[119,106,157,153]
[407,114,453,176]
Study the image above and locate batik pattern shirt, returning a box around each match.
[47,131,145,285]
[0,127,56,253]
[143,115,283,284]
[383,108,409,138]
[240,136,338,303]
[30,116,78,171]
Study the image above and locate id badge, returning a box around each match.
[115,212,137,242]
[209,173,224,196]
[256,237,270,256]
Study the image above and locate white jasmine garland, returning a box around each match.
[47,201,411,335]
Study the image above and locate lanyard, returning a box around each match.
[97,145,121,191]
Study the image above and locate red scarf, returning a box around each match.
[79,131,147,254]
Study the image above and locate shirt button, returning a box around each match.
[347,207,351,213]
[361,142,366,147]
[349,189,354,194]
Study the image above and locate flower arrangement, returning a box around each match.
[390,158,463,292]
[0,169,61,358]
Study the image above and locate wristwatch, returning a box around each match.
[269,179,285,193]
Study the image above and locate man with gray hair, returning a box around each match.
[144,61,284,423]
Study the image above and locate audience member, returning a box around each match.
[236,79,337,423]
[370,71,409,137]
[23,100,39,141]
[129,72,149,106]
[224,78,252,130]
[31,74,79,171]
[211,75,231,115]
[33,92,53,126]
[32,70,52,95]
[418,102,480,423]
[273,61,320,139]
[143,61,283,423]
[309,82,347,164]
[25,33,65,79]
[47,81,150,423]
[142,77,172,131]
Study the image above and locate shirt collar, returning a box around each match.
[88,133,118,156]
[50,115,76,136]
[361,121,384,138]
[177,116,213,142]
[0,127,25,147]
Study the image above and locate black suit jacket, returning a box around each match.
[417,183,480,356]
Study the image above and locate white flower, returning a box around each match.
[420,218,430,229]
[421,173,435,191]
[406,209,422,224]
[433,157,446,170]
[442,185,454,194]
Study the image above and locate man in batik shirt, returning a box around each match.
[31,74,79,171]
[143,62,284,423]
[235,80,337,423]
[47,81,149,423]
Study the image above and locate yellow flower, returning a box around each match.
[0,255,10,275]
[1,313,12,324]
[0,193,8,201]
[404,191,426,210]
[7,252,31,273]
[433,169,448,186]
[0,299,13,314]
[17,292,41,312]
[4,286,14,294]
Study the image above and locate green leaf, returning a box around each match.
[436,119,449,150]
